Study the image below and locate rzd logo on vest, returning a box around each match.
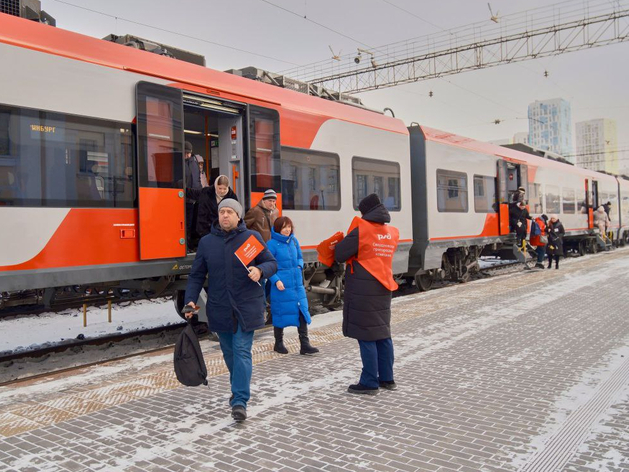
[377,233,392,241]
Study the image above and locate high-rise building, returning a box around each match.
[512,132,529,144]
[527,98,573,161]
[575,119,618,174]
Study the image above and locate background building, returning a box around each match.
[575,119,618,174]
[528,98,573,161]
[513,132,529,144]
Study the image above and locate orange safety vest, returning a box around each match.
[346,217,400,291]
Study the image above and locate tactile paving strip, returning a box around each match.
[520,355,629,472]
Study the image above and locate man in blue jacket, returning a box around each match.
[184,198,277,422]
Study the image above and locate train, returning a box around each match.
[1,12,627,313]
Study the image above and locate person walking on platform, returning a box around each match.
[196,175,238,238]
[334,194,400,395]
[546,215,565,269]
[267,216,319,356]
[530,214,549,269]
[184,198,277,422]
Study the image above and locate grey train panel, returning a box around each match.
[0,256,197,292]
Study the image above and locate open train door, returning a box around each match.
[496,159,510,235]
[136,82,186,260]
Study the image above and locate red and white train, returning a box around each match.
[0,13,627,309]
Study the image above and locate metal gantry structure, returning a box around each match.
[280,0,629,94]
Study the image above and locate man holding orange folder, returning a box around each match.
[184,198,277,422]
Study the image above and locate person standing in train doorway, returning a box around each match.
[546,215,565,269]
[183,199,277,422]
[334,193,400,395]
[183,141,204,249]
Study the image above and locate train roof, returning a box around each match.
[0,13,407,136]
[420,126,619,183]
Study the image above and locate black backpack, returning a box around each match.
[174,322,208,387]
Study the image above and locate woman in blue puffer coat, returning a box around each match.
[267,216,319,355]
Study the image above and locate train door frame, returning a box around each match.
[496,160,510,235]
[246,105,281,212]
[135,81,186,260]
[496,159,529,235]
[182,92,248,202]
[590,179,600,228]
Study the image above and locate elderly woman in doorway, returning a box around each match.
[196,175,238,238]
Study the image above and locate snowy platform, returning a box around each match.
[1,249,629,471]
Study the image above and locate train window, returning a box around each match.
[473,175,496,213]
[545,185,561,214]
[249,106,280,192]
[352,157,401,211]
[0,104,134,208]
[530,183,543,214]
[562,187,576,214]
[437,169,468,213]
[280,147,340,211]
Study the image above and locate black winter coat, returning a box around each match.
[334,204,394,342]
[184,221,277,333]
[547,220,565,256]
[509,203,531,237]
[196,186,238,237]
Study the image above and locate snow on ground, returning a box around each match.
[0,297,184,356]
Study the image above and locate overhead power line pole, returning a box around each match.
[292,0,629,94]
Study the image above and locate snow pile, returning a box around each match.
[0,298,183,356]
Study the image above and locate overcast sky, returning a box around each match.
[42,0,629,162]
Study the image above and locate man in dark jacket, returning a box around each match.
[334,194,400,395]
[510,201,532,248]
[547,215,565,269]
[244,189,278,242]
[184,198,277,421]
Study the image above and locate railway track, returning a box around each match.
[0,289,174,319]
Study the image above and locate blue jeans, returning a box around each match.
[536,245,547,263]
[357,338,394,388]
[217,324,254,408]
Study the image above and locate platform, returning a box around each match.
[1,249,629,472]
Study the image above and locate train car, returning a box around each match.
[406,125,625,289]
[0,13,413,309]
[1,13,625,312]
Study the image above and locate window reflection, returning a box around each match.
[0,104,134,208]
[352,157,400,211]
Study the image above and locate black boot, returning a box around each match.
[555,260,559,269]
[273,327,288,354]
[298,317,319,355]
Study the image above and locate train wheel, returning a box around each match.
[578,240,587,256]
[415,273,433,292]
[173,290,186,320]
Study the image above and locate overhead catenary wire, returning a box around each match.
[50,0,299,66]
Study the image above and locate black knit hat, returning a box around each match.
[541,214,549,222]
[358,193,381,215]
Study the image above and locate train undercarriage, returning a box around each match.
[2,230,626,315]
